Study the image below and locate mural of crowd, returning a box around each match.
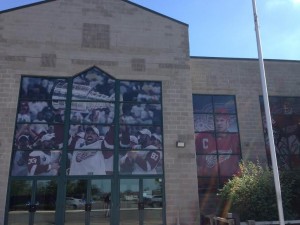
[11,67,163,177]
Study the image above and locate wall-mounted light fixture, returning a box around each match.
[176,141,185,148]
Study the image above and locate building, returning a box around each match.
[0,1,299,225]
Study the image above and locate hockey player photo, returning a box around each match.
[119,128,162,175]
[195,109,240,177]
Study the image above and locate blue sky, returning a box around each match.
[1,0,300,60]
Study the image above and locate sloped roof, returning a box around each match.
[0,0,55,14]
[0,0,188,27]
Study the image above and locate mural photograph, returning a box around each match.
[120,81,161,103]
[119,150,163,175]
[70,102,114,125]
[118,80,163,175]
[67,125,115,176]
[8,65,164,224]
[118,126,163,175]
[12,77,66,177]
[11,69,163,178]
[67,68,116,176]
[72,67,115,101]
[193,95,241,191]
[120,103,161,125]
[260,96,300,170]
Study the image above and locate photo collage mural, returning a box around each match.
[11,67,163,177]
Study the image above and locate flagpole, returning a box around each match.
[251,0,285,224]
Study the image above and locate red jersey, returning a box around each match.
[195,133,240,177]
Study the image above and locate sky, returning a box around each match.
[1,0,300,60]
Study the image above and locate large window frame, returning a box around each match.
[193,94,242,192]
[259,96,300,171]
[6,66,165,225]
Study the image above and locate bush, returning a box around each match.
[218,161,299,221]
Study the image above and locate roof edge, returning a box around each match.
[190,56,300,63]
[1,0,189,27]
[0,0,57,14]
[123,0,188,27]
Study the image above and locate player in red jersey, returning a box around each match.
[195,109,240,177]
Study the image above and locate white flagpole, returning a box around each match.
[251,1,285,225]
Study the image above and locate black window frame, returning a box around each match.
[193,94,242,192]
[6,66,165,225]
[259,96,300,171]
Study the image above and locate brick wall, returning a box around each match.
[0,0,199,224]
[190,57,300,214]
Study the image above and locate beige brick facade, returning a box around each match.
[190,57,300,214]
[0,1,198,224]
[1,0,300,224]
[191,57,300,163]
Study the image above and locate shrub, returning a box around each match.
[218,161,299,221]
